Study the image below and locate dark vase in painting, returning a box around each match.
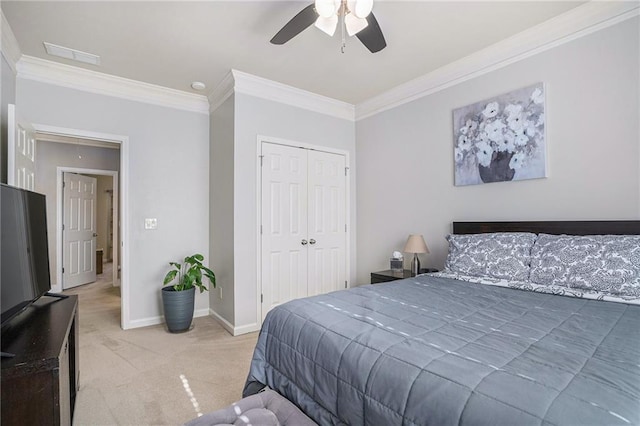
[478,151,515,183]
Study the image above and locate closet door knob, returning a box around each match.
[309,239,316,245]
[301,239,308,245]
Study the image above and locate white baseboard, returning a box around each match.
[209,309,261,336]
[126,308,210,329]
[234,322,261,336]
[194,308,210,319]
[209,309,235,334]
[128,315,163,329]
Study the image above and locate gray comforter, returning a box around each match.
[244,275,640,425]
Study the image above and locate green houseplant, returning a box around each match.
[161,254,215,332]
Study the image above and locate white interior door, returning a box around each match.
[7,104,36,190]
[261,143,308,320]
[307,150,346,296]
[260,142,347,321]
[63,172,97,289]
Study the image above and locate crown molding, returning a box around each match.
[1,11,21,73]
[356,1,640,120]
[209,69,355,121]
[209,71,235,112]
[17,56,210,114]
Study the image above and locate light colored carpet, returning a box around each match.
[64,263,259,425]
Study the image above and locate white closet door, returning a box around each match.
[63,173,98,289]
[307,150,346,296]
[261,143,308,320]
[260,142,348,321]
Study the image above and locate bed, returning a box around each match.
[244,221,640,425]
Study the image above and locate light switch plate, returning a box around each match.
[145,218,157,230]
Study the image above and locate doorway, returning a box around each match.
[32,125,130,329]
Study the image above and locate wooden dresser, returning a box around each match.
[1,295,79,425]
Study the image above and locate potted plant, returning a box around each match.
[162,253,216,333]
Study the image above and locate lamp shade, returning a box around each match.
[403,234,429,254]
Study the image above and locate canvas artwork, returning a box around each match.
[453,83,546,186]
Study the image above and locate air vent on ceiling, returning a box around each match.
[43,42,101,66]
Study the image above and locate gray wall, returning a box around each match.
[18,79,210,327]
[35,141,120,288]
[355,17,640,284]
[1,55,16,183]
[210,95,235,324]
[231,92,356,331]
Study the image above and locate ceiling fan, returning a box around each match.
[270,0,386,53]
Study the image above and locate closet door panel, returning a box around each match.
[307,150,346,296]
[261,143,309,320]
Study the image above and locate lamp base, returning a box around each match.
[411,254,420,276]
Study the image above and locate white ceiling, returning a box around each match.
[2,1,584,105]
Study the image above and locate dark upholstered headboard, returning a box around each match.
[453,221,640,235]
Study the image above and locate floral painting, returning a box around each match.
[453,83,546,186]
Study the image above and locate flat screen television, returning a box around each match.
[1,183,52,326]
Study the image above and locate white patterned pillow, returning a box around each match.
[530,234,640,298]
[444,232,537,281]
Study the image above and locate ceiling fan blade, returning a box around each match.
[355,12,386,53]
[270,4,318,45]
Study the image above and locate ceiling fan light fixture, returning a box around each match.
[269,0,385,53]
[344,13,368,36]
[315,15,339,36]
[347,0,373,19]
[314,0,340,18]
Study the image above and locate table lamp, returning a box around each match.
[403,234,429,275]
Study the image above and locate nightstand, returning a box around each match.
[370,268,438,284]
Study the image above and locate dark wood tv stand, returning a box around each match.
[1,295,79,425]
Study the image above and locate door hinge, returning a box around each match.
[62,267,65,274]
[345,167,349,176]
[62,181,66,188]
[261,294,264,303]
[345,280,348,288]
[259,155,264,166]
[62,224,65,231]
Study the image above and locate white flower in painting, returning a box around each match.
[536,113,545,127]
[507,113,525,133]
[504,104,523,120]
[495,137,515,153]
[476,141,494,167]
[524,121,537,137]
[504,130,515,145]
[477,131,489,145]
[509,152,526,170]
[455,148,464,163]
[482,102,499,118]
[515,132,529,146]
[460,119,478,135]
[485,119,506,143]
[458,134,472,151]
[531,88,544,104]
